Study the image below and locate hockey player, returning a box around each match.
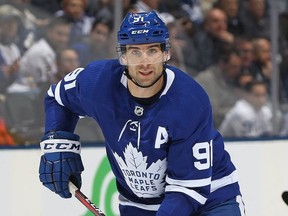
[39,11,245,215]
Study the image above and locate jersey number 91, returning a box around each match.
[192,140,213,170]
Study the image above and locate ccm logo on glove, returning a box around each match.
[40,139,81,154]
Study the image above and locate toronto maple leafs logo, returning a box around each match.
[113,143,167,198]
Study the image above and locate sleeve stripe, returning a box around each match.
[47,86,54,97]
[55,80,64,106]
[211,170,238,192]
[118,194,160,211]
[161,68,175,97]
[166,176,211,188]
[165,185,207,204]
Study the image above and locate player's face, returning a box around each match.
[120,43,169,66]
[125,43,168,87]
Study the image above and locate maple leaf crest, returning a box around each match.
[113,142,167,198]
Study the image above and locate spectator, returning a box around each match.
[123,0,138,15]
[240,0,270,39]
[0,43,19,145]
[155,0,184,19]
[249,37,272,90]
[195,47,243,128]
[32,47,81,132]
[8,0,52,52]
[219,80,279,137]
[9,17,71,92]
[0,5,21,93]
[175,15,199,77]
[0,5,22,65]
[234,37,255,75]
[214,0,245,37]
[55,0,94,44]
[3,18,70,144]
[199,0,218,15]
[54,47,105,142]
[164,18,187,72]
[0,55,19,94]
[0,5,21,144]
[72,18,114,66]
[192,8,234,72]
[238,73,254,89]
[279,12,288,102]
[133,0,177,27]
[134,0,162,12]
[54,47,80,82]
[181,0,204,25]
[89,0,115,24]
[31,0,62,15]
[0,110,15,145]
[233,37,257,89]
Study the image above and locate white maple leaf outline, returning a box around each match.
[127,145,147,169]
[113,142,167,197]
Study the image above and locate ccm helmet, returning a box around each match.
[117,11,170,50]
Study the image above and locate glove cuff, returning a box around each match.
[40,139,81,154]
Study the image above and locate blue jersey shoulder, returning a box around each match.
[166,64,210,109]
[163,65,213,138]
[78,59,123,90]
[74,59,124,113]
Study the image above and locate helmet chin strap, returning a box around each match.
[124,63,166,89]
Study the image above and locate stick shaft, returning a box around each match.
[69,182,106,216]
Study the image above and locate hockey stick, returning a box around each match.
[282,191,288,205]
[69,182,106,216]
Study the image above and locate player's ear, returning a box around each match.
[119,54,128,66]
[163,50,171,62]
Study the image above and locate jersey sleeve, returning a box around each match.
[44,67,90,134]
[157,88,235,215]
[43,59,122,134]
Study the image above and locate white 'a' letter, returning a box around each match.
[155,126,168,149]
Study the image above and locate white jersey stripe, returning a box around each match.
[211,170,238,192]
[55,80,64,106]
[47,86,54,97]
[166,176,211,188]
[165,185,207,204]
[118,194,160,211]
[161,68,175,97]
[120,73,128,87]
[236,195,246,216]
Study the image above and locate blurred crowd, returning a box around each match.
[0,0,288,145]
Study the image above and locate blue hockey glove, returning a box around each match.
[39,131,84,198]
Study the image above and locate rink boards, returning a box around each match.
[1,139,288,216]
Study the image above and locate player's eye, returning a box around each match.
[131,50,141,56]
[148,49,156,54]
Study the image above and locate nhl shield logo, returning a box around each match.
[134,106,144,116]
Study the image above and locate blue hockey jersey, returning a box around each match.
[44,59,241,215]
